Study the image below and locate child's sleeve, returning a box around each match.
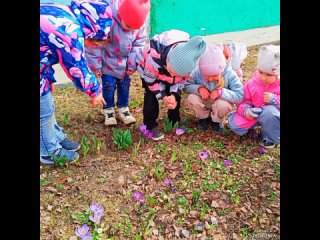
[184,69,202,94]
[237,82,253,117]
[127,25,147,72]
[85,46,103,73]
[269,93,280,109]
[58,43,101,97]
[220,70,244,104]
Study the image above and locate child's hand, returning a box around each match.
[126,69,136,75]
[198,86,210,100]
[244,108,262,120]
[244,109,255,120]
[263,92,274,103]
[210,89,219,100]
[50,83,55,94]
[163,95,177,109]
[90,93,106,107]
[94,70,102,78]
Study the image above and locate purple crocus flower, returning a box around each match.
[259,146,267,155]
[89,213,103,224]
[82,235,93,240]
[164,178,172,186]
[75,224,92,240]
[90,202,104,216]
[172,187,177,193]
[144,130,153,139]
[134,191,144,201]
[224,159,231,167]
[199,150,208,160]
[138,124,147,133]
[176,127,186,136]
[139,200,145,207]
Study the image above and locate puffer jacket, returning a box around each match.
[232,70,280,129]
[40,0,112,97]
[184,64,244,104]
[136,29,191,100]
[85,0,147,80]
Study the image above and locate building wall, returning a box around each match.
[40,0,280,38]
[150,0,280,37]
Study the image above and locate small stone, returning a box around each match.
[195,222,205,232]
[211,216,218,225]
[181,229,190,238]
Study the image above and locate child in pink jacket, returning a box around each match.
[228,45,280,148]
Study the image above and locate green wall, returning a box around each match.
[150,0,280,37]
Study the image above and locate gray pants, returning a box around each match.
[229,105,280,144]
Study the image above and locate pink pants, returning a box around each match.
[187,94,233,123]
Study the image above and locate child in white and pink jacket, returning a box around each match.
[227,41,248,82]
[85,0,150,126]
[228,45,280,148]
[136,29,207,141]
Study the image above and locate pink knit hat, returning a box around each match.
[119,0,151,29]
[199,43,227,76]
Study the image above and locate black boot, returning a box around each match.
[197,118,210,131]
[211,121,224,134]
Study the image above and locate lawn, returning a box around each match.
[40,42,280,240]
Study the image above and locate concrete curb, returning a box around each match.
[54,25,280,86]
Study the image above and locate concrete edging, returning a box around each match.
[54,25,280,86]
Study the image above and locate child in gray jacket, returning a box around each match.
[184,43,244,133]
[85,0,150,126]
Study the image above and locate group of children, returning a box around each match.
[40,0,280,165]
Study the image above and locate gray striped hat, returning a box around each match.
[167,36,207,76]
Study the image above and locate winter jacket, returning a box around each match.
[184,64,244,104]
[40,0,112,97]
[233,70,280,129]
[136,29,191,100]
[85,0,147,80]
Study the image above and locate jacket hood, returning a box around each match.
[71,0,113,40]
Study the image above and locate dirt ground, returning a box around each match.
[40,41,280,240]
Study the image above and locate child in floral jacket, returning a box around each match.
[40,0,112,164]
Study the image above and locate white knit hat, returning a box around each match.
[257,45,280,76]
[228,42,248,71]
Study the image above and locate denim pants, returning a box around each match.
[101,74,131,109]
[40,92,66,156]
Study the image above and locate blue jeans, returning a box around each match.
[40,92,66,156]
[101,74,131,109]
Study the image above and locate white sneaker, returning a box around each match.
[118,106,136,125]
[103,107,117,126]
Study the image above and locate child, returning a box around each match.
[136,29,207,140]
[85,0,150,126]
[40,0,112,164]
[228,45,280,148]
[184,43,244,133]
[227,41,248,82]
